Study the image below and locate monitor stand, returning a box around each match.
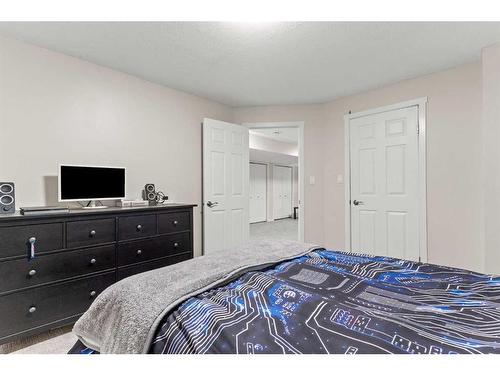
[82,201,109,209]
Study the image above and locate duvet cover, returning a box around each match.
[71,249,500,354]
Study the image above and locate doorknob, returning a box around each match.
[206,201,219,208]
[353,200,364,206]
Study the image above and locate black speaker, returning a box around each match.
[0,182,15,214]
[143,184,157,206]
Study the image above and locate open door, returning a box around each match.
[203,118,249,254]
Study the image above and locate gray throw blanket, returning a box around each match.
[73,239,319,354]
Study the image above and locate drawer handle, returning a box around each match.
[29,237,37,259]
[89,230,96,237]
[28,269,37,277]
[173,242,179,248]
[28,306,37,314]
[136,224,142,231]
[90,290,97,298]
[136,249,142,256]
[90,258,97,265]
[173,220,178,226]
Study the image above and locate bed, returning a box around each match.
[69,240,500,354]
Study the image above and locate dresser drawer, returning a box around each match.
[67,218,116,248]
[163,231,192,256]
[117,252,192,281]
[0,245,115,294]
[118,214,156,241]
[158,211,190,234]
[0,271,115,340]
[0,223,63,259]
[117,232,191,267]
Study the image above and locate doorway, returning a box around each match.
[344,98,427,262]
[245,122,304,242]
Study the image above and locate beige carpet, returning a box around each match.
[250,218,298,241]
[0,325,77,354]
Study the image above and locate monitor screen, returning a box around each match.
[59,165,126,201]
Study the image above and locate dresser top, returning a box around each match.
[0,203,197,222]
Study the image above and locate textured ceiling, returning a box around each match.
[1,22,500,106]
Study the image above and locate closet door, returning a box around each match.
[249,163,267,223]
[281,166,292,218]
[273,165,293,219]
[273,165,282,220]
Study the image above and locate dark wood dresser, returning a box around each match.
[0,204,196,345]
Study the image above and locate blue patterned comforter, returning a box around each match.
[72,249,500,354]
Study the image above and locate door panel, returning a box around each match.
[386,211,407,255]
[282,166,292,218]
[249,163,267,223]
[203,119,249,254]
[273,166,281,219]
[231,153,244,196]
[359,210,376,251]
[386,144,406,194]
[359,148,376,194]
[211,151,225,195]
[272,166,281,219]
[349,106,419,261]
[273,165,293,220]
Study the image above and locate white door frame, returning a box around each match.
[344,98,428,262]
[243,121,305,242]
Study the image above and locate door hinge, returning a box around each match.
[417,122,420,134]
[418,256,421,262]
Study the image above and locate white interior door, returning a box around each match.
[273,165,292,220]
[203,118,249,254]
[273,165,282,219]
[249,163,267,223]
[281,166,292,217]
[349,106,420,261]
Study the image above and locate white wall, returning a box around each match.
[323,62,484,272]
[1,35,496,272]
[233,62,485,272]
[482,43,500,274]
[0,36,232,257]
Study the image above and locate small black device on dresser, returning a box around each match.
[0,204,196,345]
[20,206,70,215]
[142,184,168,206]
[143,183,157,205]
[0,182,15,214]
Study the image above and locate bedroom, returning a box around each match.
[1,0,500,371]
